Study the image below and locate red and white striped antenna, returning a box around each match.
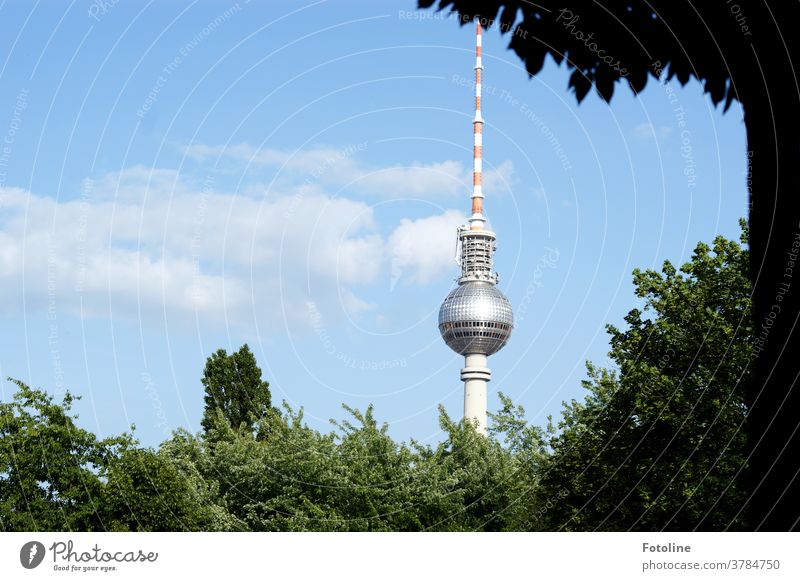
[470,22,485,231]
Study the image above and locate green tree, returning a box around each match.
[325,405,414,531]
[0,379,129,531]
[414,405,535,531]
[164,396,537,532]
[167,401,341,531]
[200,344,272,439]
[193,402,418,532]
[158,429,247,531]
[486,393,549,530]
[538,222,752,531]
[102,447,220,531]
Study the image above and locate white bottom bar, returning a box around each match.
[1,533,797,579]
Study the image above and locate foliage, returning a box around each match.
[537,221,752,530]
[155,399,543,532]
[102,447,217,532]
[0,379,129,531]
[200,344,272,440]
[418,0,763,108]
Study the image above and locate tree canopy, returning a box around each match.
[0,380,129,531]
[201,344,273,440]
[418,0,771,108]
[538,222,751,530]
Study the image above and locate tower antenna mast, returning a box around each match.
[470,22,485,231]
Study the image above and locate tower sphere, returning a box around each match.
[439,281,513,356]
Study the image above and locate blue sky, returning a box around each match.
[0,0,748,447]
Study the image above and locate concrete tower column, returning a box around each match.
[461,353,491,434]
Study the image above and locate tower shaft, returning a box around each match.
[462,353,490,434]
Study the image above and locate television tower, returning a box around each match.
[438,22,513,435]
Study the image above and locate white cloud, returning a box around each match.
[88,165,189,203]
[339,288,377,317]
[350,160,465,197]
[182,142,515,199]
[482,159,515,196]
[182,143,364,183]
[0,172,384,330]
[632,123,672,140]
[387,209,466,289]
